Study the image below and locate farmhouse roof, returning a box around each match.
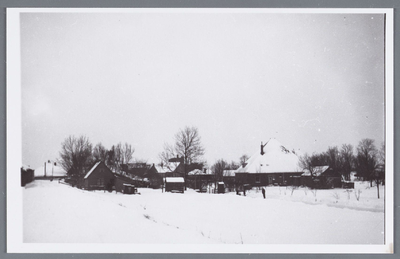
[84,161,102,179]
[236,138,300,174]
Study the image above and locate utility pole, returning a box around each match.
[44,162,46,177]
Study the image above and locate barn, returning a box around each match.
[82,161,115,190]
[235,138,302,188]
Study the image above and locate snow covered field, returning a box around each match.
[23,180,384,244]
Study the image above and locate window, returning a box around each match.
[255,175,260,183]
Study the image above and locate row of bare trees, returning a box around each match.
[58,135,135,178]
[299,138,385,197]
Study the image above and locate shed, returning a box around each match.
[217,182,225,194]
[122,183,137,194]
[165,177,185,193]
[114,173,137,193]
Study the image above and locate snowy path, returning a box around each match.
[23,181,384,244]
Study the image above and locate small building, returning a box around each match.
[114,173,137,193]
[82,161,115,190]
[165,177,185,193]
[301,166,342,189]
[122,184,137,194]
[187,168,213,192]
[21,165,34,186]
[217,182,225,194]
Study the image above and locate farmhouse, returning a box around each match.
[235,138,302,188]
[82,161,115,190]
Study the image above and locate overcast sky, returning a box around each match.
[20,11,385,169]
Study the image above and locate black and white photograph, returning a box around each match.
[7,8,393,253]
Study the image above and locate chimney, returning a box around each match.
[261,141,265,155]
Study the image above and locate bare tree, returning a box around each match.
[355,138,378,184]
[212,159,227,192]
[174,126,205,165]
[226,161,240,170]
[298,153,318,178]
[158,143,177,170]
[58,135,93,178]
[325,146,340,172]
[339,144,354,181]
[93,142,108,162]
[212,159,227,182]
[378,142,385,165]
[122,142,135,164]
[239,154,249,167]
[160,126,205,189]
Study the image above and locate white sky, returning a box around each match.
[20,11,385,169]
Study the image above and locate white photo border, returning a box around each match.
[6,7,394,254]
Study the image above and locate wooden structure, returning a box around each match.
[82,161,115,190]
[165,177,185,193]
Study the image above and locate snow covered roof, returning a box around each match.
[34,163,67,177]
[21,165,32,171]
[301,165,330,177]
[236,138,300,174]
[188,168,212,175]
[84,161,102,179]
[165,177,184,183]
[155,163,179,173]
[223,169,236,177]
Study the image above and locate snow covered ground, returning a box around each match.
[23,180,384,244]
